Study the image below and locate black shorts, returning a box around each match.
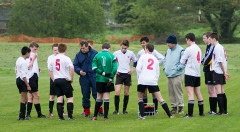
[212,71,226,85]
[204,71,214,85]
[96,82,115,93]
[137,85,160,93]
[49,78,56,95]
[54,78,74,98]
[115,73,131,86]
[16,77,28,93]
[185,75,200,87]
[29,73,38,93]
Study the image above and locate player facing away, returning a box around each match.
[209,32,229,115]
[48,43,75,120]
[112,40,137,115]
[136,44,174,119]
[16,46,31,120]
[134,36,165,113]
[91,43,118,121]
[201,32,217,114]
[26,41,46,119]
[47,43,66,117]
[180,33,204,118]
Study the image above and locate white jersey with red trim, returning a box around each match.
[136,49,164,64]
[212,43,227,74]
[136,53,159,85]
[48,54,73,80]
[180,43,202,77]
[113,50,137,73]
[15,57,29,82]
[47,54,55,69]
[26,52,39,78]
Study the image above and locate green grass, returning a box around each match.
[0,42,239,132]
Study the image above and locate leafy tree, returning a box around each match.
[8,0,105,39]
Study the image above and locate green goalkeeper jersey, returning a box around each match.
[92,50,118,83]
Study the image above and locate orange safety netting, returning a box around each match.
[0,34,94,46]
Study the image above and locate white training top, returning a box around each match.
[15,57,29,82]
[136,53,159,85]
[180,43,202,77]
[136,49,164,64]
[47,54,55,70]
[26,52,39,78]
[113,50,137,73]
[212,43,227,74]
[48,54,73,80]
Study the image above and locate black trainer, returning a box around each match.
[38,114,47,118]
[122,110,128,114]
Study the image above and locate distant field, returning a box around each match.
[0,42,239,132]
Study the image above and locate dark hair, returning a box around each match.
[146,43,154,52]
[21,46,31,55]
[80,40,89,47]
[52,43,58,49]
[58,43,67,53]
[202,32,211,38]
[102,42,110,49]
[121,40,129,47]
[209,32,219,41]
[185,33,195,42]
[140,36,149,42]
[29,41,39,48]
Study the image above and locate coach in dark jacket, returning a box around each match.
[73,40,100,117]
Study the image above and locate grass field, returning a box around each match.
[0,42,239,132]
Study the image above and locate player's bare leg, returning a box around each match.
[194,87,204,116]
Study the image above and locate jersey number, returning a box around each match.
[197,51,200,63]
[147,58,154,70]
[56,59,60,71]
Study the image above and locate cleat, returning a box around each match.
[81,112,90,117]
[59,118,65,121]
[170,116,175,118]
[49,113,54,117]
[98,112,104,116]
[178,110,184,114]
[113,110,119,115]
[104,118,109,121]
[138,116,146,120]
[170,109,177,114]
[183,114,193,118]
[38,114,47,118]
[63,113,68,116]
[68,117,76,120]
[223,112,228,115]
[155,110,158,114]
[122,110,128,114]
[199,113,205,116]
[91,116,97,121]
[25,115,31,120]
[17,117,26,120]
[208,111,212,114]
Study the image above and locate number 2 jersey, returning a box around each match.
[180,43,202,77]
[136,53,159,85]
[48,54,73,80]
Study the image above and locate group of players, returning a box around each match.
[15,32,229,121]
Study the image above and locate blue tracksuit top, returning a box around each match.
[163,44,185,78]
[73,46,98,76]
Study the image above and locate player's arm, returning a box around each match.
[69,65,74,83]
[92,55,102,75]
[177,50,186,70]
[136,56,143,75]
[73,54,82,75]
[48,61,54,81]
[21,63,31,91]
[203,46,214,66]
[180,49,188,65]
[155,50,165,64]
[110,57,118,79]
[129,53,137,74]
[28,53,37,69]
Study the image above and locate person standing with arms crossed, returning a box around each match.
[209,32,229,115]
[48,43,75,120]
[112,40,137,115]
[180,33,204,118]
[91,43,118,121]
[26,41,46,119]
[73,40,103,117]
[16,46,31,120]
[135,36,164,113]
[163,34,185,114]
[136,44,174,119]
[201,32,217,114]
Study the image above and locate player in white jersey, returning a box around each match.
[26,41,46,119]
[112,40,137,115]
[48,43,75,120]
[16,46,31,120]
[209,32,229,115]
[134,36,165,113]
[136,44,174,119]
[180,33,204,118]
